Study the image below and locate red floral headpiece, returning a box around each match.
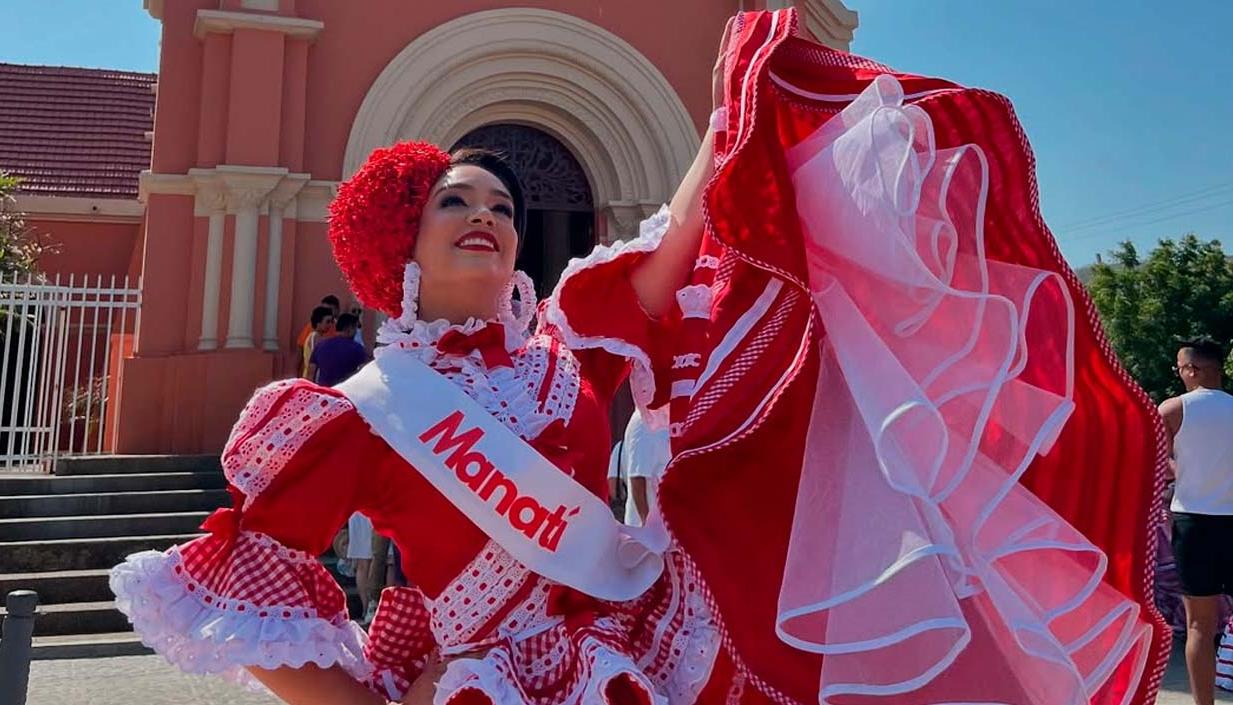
[327,141,452,318]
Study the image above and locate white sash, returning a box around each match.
[338,352,667,601]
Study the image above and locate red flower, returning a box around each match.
[327,141,452,318]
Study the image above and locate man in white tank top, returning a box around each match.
[1159,338,1233,705]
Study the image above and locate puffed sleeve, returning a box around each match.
[540,206,680,410]
[109,379,391,691]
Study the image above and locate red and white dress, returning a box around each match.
[114,8,1168,705]
[635,9,1167,705]
[110,209,723,705]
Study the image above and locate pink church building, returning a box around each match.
[3,1,857,455]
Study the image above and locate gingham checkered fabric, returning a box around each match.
[364,586,435,699]
[176,530,347,622]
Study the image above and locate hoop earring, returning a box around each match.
[395,261,421,329]
[500,270,537,333]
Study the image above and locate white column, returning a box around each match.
[262,203,285,351]
[225,190,263,349]
[217,167,284,350]
[192,180,227,351]
[262,175,308,352]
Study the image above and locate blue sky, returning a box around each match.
[848,1,1233,265]
[2,2,1230,265]
[1,2,160,74]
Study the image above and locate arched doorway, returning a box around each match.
[342,8,701,250]
[452,124,596,297]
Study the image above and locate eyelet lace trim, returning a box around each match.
[223,383,354,509]
[372,263,577,441]
[542,206,671,414]
[430,542,534,648]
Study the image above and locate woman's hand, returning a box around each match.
[401,648,490,705]
[400,654,450,705]
[630,16,736,318]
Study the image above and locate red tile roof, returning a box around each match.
[0,63,155,200]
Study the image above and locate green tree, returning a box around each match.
[1087,234,1233,402]
[0,172,56,278]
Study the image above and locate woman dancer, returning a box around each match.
[113,9,1167,705]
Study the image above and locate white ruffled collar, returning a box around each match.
[368,262,573,442]
[374,262,535,363]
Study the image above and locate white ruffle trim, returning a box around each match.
[543,206,671,418]
[372,328,573,441]
[435,655,523,705]
[577,643,667,705]
[110,549,371,692]
[370,263,572,441]
[376,314,493,358]
[660,595,721,705]
[433,637,667,705]
[376,261,532,353]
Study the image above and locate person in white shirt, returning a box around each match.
[606,408,671,527]
[1158,338,1233,705]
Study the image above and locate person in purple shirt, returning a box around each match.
[307,313,367,386]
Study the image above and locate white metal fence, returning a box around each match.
[0,274,141,472]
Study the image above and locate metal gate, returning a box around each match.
[0,274,141,472]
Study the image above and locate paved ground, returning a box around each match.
[26,655,279,705]
[21,639,1233,704]
[1157,636,1233,705]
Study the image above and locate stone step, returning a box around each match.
[0,599,129,637]
[0,471,226,496]
[54,455,221,476]
[0,568,112,604]
[0,511,209,541]
[0,489,230,518]
[0,533,201,572]
[31,631,151,659]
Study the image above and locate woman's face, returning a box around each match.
[413,164,519,294]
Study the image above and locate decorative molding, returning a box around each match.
[762,0,857,50]
[143,0,164,21]
[343,8,699,210]
[215,166,287,215]
[798,0,858,50]
[454,124,593,211]
[241,0,280,11]
[14,195,144,223]
[637,201,662,219]
[603,202,644,244]
[194,9,324,41]
[139,170,197,202]
[188,169,227,215]
[268,174,309,208]
[296,180,339,223]
[143,167,309,217]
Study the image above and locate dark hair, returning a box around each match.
[1179,337,1226,368]
[335,312,359,333]
[321,295,341,308]
[449,148,527,242]
[310,305,335,327]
